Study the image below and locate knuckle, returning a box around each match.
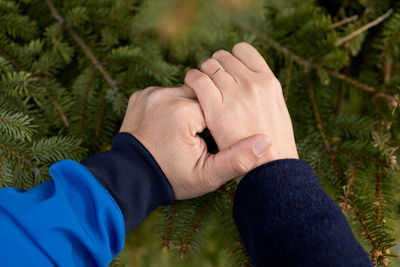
[231,155,252,174]
[128,90,141,105]
[171,101,191,121]
[242,77,259,91]
[232,42,248,53]
[200,58,218,71]
[212,49,228,59]
[189,71,210,86]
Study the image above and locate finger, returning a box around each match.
[201,134,271,189]
[184,69,222,113]
[200,58,238,95]
[212,49,251,81]
[231,42,273,75]
[175,84,197,99]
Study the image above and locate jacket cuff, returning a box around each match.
[81,132,175,233]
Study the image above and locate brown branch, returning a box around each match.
[335,9,394,47]
[239,22,383,95]
[0,142,32,167]
[44,0,119,91]
[323,69,375,92]
[179,193,217,258]
[341,165,356,214]
[46,92,69,128]
[330,15,359,29]
[375,168,383,223]
[305,74,345,185]
[94,100,107,147]
[352,203,378,256]
[79,69,97,137]
[380,27,400,58]
[162,203,178,251]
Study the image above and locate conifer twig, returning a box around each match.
[341,165,355,214]
[329,15,359,29]
[375,169,383,223]
[380,27,400,58]
[179,193,216,258]
[44,0,119,91]
[162,203,178,251]
[305,74,345,185]
[335,9,394,47]
[79,69,97,137]
[239,22,386,96]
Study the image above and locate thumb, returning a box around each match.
[202,134,271,189]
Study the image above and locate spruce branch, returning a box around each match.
[239,22,387,96]
[162,203,178,251]
[380,27,400,58]
[46,91,69,128]
[305,74,344,185]
[375,168,383,223]
[44,0,119,91]
[329,15,359,29]
[79,69,97,137]
[340,165,355,214]
[352,203,378,257]
[179,193,217,258]
[335,9,394,47]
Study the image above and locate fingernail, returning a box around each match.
[253,139,268,158]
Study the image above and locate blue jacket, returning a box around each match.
[0,133,372,266]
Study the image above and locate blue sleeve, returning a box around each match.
[233,159,372,267]
[0,133,175,266]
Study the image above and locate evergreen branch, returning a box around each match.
[46,91,69,128]
[305,74,345,185]
[352,203,378,258]
[179,193,217,258]
[79,69,96,137]
[335,9,394,47]
[0,111,35,141]
[94,100,107,146]
[0,142,32,168]
[336,148,388,168]
[44,0,119,91]
[375,168,382,223]
[329,15,359,29]
[341,165,355,214]
[380,27,400,58]
[162,203,178,251]
[239,22,384,95]
[3,95,23,113]
[323,69,375,92]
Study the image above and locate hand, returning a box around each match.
[185,42,298,182]
[120,85,271,199]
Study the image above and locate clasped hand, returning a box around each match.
[120,42,298,200]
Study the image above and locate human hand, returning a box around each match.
[120,85,271,199]
[185,42,298,182]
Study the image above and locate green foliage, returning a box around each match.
[1,0,400,266]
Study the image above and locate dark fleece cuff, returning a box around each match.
[82,132,175,233]
[233,159,371,267]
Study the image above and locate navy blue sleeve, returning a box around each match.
[82,132,175,232]
[233,159,372,267]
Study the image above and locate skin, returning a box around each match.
[120,85,271,199]
[185,42,298,183]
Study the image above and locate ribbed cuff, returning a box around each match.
[82,132,175,233]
